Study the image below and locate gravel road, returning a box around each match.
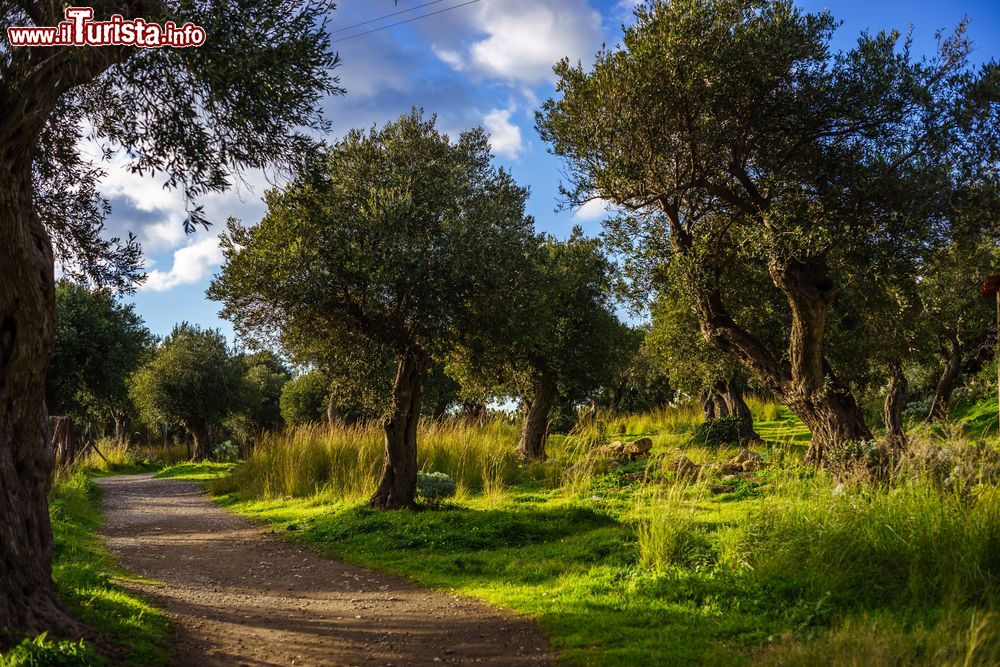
[95,474,551,667]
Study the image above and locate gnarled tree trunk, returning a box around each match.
[718,382,760,442]
[188,422,212,461]
[928,342,961,422]
[883,366,908,449]
[0,156,83,646]
[370,350,427,509]
[686,255,872,465]
[518,372,557,461]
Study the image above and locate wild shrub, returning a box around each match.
[416,472,457,504]
[691,416,742,447]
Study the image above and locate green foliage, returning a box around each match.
[0,634,103,667]
[46,473,169,665]
[128,322,244,441]
[210,108,536,385]
[47,280,152,430]
[691,415,742,447]
[416,471,457,502]
[279,370,330,427]
[538,0,1000,442]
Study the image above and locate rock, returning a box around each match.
[597,440,626,458]
[622,437,654,460]
[668,455,700,480]
[722,449,765,474]
[598,438,653,461]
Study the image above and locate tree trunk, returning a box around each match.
[685,257,873,464]
[719,383,760,442]
[189,422,212,461]
[929,343,961,422]
[0,157,84,646]
[49,416,76,469]
[370,350,427,510]
[700,388,720,420]
[431,400,449,421]
[786,389,872,464]
[326,392,341,429]
[883,366,908,449]
[518,372,557,461]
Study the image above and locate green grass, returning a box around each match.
[176,401,1000,666]
[952,398,999,440]
[155,461,236,481]
[11,472,172,666]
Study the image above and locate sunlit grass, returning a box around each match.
[44,472,170,666]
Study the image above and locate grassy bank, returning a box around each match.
[163,404,1000,666]
[1,473,170,666]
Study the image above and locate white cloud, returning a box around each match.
[432,0,603,85]
[572,198,613,221]
[431,45,466,71]
[142,236,224,292]
[483,107,524,159]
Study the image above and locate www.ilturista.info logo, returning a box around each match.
[7,7,205,47]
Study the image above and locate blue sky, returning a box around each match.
[107,0,1000,343]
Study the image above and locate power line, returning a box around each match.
[331,0,452,35]
[330,0,481,44]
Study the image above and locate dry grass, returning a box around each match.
[227,419,529,501]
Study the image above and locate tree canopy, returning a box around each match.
[129,323,245,460]
[47,280,152,438]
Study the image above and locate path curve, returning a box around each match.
[95,474,551,667]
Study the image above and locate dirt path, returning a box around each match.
[95,474,551,667]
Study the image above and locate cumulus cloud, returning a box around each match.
[572,198,613,221]
[483,107,524,158]
[142,236,224,292]
[431,0,603,85]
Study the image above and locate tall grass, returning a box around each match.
[636,465,1000,613]
[746,396,782,422]
[58,439,189,481]
[226,420,526,501]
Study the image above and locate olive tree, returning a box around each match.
[279,370,331,428]
[538,0,999,462]
[460,231,631,460]
[47,280,152,441]
[0,0,339,642]
[210,110,536,508]
[129,323,245,460]
[646,290,759,441]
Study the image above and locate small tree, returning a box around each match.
[129,323,244,460]
[47,281,152,441]
[210,110,536,508]
[279,370,331,428]
[513,232,632,459]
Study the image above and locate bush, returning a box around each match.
[0,634,104,667]
[416,471,457,503]
[691,416,742,447]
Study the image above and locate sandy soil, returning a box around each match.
[95,474,551,667]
